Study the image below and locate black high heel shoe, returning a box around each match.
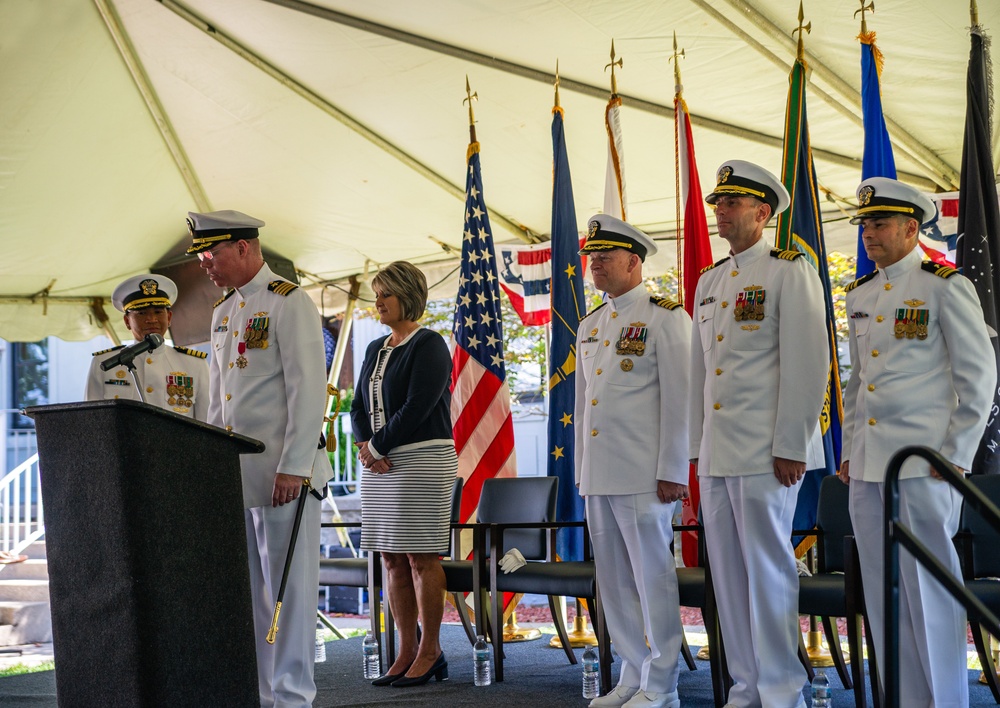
[390,653,448,687]
[371,661,413,687]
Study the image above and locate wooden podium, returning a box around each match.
[27,399,264,708]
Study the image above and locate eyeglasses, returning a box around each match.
[197,242,233,261]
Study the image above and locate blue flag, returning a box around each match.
[776,58,843,539]
[547,107,586,560]
[857,34,897,278]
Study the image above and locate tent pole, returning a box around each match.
[93,0,211,212]
[159,0,541,245]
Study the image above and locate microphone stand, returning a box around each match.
[124,360,146,403]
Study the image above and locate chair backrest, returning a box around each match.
[961,475,1000,578]
[477,476,558,560]
[815,475,853,573]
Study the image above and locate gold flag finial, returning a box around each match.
[854,0,875,34]
[605,39,623,96]
[793,1,811,61]
[464,75,478,143]
[669,31,686,96]
[554,59,561,108]
[971,0,979,26]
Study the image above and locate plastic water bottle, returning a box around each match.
[362,630,380,679]
[314,621,326,663]
[810,668,831,707]
[582,645,599,699]
[473,634,492,686]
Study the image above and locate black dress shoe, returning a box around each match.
[391,653,448,687]
[371,662,413,687]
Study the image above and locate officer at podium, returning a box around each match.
[85,274,208,420]
[188,209,333,708]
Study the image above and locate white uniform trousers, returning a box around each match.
[701,474,806,708]
[586,493,683,694]
[246,496,321,708]
[850,477,968,708]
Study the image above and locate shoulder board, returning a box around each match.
[650,296,682,310]
[581,302,607,321]
[268,280,299,296]
[921,261,959,279]
[845,271,878,293]
[770,248,805,262]
[174,346,208,359]
[700,256,730,274]
[213,289,236,308]
[92,345,125,357]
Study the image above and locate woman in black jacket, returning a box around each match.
[351,261,455,688]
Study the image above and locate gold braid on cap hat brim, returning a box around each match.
[581,239,635,251]
[710,185,767,200]
[123,297,172,312]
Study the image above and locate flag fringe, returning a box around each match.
[467,141,481,160]
[857,31,885,78]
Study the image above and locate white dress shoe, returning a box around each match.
[589,684,639,708]
[622,690,681,708]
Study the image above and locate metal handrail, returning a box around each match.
[0,452,45,562]
[884,445,1000,707]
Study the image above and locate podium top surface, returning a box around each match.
[25,399,266,454]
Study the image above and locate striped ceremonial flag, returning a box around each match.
[776,54,843,539]
[856,30,897,278]
[451,140,517,525]
[547,105,587,561]
[675,87,713,568]
[604,93,627,220]
[497,243,553,326]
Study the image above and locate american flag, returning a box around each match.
[451,141,517,524]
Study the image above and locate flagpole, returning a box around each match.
[464,75,478,144]
[604,41,627,221]
[671,32,686,305]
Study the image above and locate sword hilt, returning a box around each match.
[266,601,282,644]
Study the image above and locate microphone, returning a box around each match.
[100,333,165,371]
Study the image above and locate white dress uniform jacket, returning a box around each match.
[690,237,828,473]
[208,263,333,508]
[842,247,995,480]
[86,344,209,421]
[575,284,691,493]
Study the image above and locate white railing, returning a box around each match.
[327,412,360,495]
[0,452,44,558]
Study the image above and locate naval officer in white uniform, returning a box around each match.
[85,274,208,420]
[690,160,828,708]
[189,209,334,708]
[575,214,690,708]
[840,177,995,707]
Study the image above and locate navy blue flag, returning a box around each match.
[546,107,586,560]
[856,34,897,278]
[957,23,1000,475]
[776,58,843,538]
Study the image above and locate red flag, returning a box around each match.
[675,94,713,568]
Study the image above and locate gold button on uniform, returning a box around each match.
[229,362,234,369]
[876,315,884,322]
[713,403,722,410]
[146,357,153,364]
[233,332,238,338]
[721,301,729,308]
[146,386,153,393]
[591,429,598,437]
[226,425,233,432]
[239,302,246,308]
[596,368,603,375]
[884,283,892,291]
[872,349,879,357]
[717,334,724,342]
[611,312,618,318]
[604,340,610,346]
[731,270,738,277]
[868,418,877,426]
[715,368,723,376]
[226,394,232,401]
[591,399,598,406]
[867,384,875,392]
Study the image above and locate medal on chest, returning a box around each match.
[616,323,647,356]
[735,286,765,322]
[895,307,929,340]
[244,313,270,350]
[166,373,194,407]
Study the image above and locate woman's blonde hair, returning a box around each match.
[371,261,428,322]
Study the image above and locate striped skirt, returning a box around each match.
[359,443,457,554]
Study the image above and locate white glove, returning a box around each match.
[795,557,812,577]
[499,548,526,574]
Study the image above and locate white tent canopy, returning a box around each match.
[2,0,998,341]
